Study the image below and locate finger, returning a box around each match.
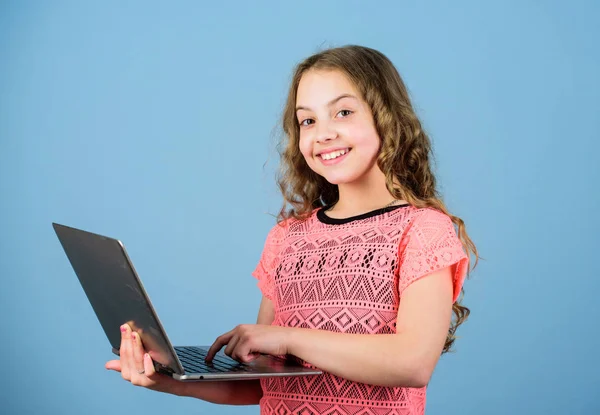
[206,331,233,362]
[206,338,225,362]
[240,352,261,363]
[231,337,258,363]
[105,359,122,372]
[224,334,241,359]
[143,352,157,379]
[120,324,132,379]
[131,332,146,375]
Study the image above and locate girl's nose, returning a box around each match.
[316,122,337,143]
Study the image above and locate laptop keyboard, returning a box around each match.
[175,346,251,374]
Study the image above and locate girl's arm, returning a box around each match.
[288,266,454,387]
[106,295,275,405]
[207,266,454,389]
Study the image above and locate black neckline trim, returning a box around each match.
[316,204,410,225]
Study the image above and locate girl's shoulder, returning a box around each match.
[398,207,457,244]
[367,204,453,230]
[405,206,454,225]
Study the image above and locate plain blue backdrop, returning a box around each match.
[1,1,599,414]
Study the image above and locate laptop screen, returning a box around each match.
[53,223,183,375]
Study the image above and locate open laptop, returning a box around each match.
[52,223,322,381]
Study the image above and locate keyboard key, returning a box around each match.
[175,346,251,374]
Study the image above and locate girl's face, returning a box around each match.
[296,69,382,187]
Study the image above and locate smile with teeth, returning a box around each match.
[320,148,350,160]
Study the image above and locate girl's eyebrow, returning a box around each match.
[296,93,358,112]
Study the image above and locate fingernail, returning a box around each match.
[120,325,126,332]
[131,333,136,340]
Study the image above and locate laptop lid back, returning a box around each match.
[52,223,184,375]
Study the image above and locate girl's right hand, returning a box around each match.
[105,323,186,396]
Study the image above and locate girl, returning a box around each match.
[107,45,478,415]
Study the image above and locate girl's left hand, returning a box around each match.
[205,324,293,364]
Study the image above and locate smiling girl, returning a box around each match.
[108,45,478,415]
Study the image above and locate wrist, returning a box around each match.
[286,327,304,357]
[166,378,189,397]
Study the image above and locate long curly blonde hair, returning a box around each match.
[275,45,478,353]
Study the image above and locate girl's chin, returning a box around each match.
[312,166,373,185]
[322,175,361,185]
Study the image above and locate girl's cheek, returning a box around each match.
[298,144,309,162]
[298,136,311,157]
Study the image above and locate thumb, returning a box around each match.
[241,352,261,363]
[105,359,122,372]
[142,352,159,379]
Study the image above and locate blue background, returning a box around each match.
[1,1,599,414]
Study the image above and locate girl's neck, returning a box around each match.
[326,181,406,219]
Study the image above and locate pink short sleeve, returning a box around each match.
[398,209,469,303]
[251,222,286,302]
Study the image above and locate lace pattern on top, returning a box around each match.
[251,206,469,415]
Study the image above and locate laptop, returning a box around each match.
[52,223,322,381]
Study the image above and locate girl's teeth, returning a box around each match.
[323,149,348,160]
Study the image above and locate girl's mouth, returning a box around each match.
[318,148,351,165]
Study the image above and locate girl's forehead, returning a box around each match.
[296,69,360,105]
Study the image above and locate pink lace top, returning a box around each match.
[252,205,469,415]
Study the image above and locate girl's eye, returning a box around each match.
[299,118,315,126]
[337,109,353,117]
